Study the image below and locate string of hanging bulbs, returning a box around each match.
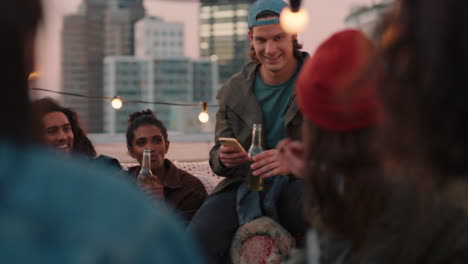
[30,88,213,124]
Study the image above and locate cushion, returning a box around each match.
[231,216,295,264]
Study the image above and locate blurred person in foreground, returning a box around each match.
[349,0,468,262]
[188,0,309,262]
[32,97,122,171]
[285,24,468,264]
[280,29,388,263]
[0,0,204,262]
[126,109,207,222]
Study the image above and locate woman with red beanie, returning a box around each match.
[279,29,392,263]
[284,3,468,262]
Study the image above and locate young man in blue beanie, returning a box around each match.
[187,0,309,262]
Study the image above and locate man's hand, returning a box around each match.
[276,138,305,178]
[250,149,291,179]
[219,144,249,168]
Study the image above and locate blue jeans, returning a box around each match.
[187,178,306,264]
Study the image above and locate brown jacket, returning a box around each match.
[209,52,309,194]
[128,159,208,221]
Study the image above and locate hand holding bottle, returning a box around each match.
[138,176,164,200]
[137,149,164,200]
[250,149,291,178]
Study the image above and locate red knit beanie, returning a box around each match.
[296,29,380,132]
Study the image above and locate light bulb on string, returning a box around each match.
[28,71,40,80]
[198,101,209,123]
[111,96,123,110]
[200,42,209,49]
[280,6,309,34]
[199,112,209,123]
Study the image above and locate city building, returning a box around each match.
[193,57,219,103]
[345,0,392,36]
[103,56,218,134]
[102,15,218,134]
[135,17,184,59]
[104,6,145,56]
[61,0,145,132]
[199,0,255,85]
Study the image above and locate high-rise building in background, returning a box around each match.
[61,0,145,132]
[193,58,218,103]
[104,6,145,56]
[199,0,255,86]
[345,0,391,36]
[135,17,185,59]
[103,16,218,134]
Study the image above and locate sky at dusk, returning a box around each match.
[35,0,376,95]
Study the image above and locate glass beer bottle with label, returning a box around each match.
[247,124,263,191]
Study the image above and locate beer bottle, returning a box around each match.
[137,149,157,184]
[247,124,263,191]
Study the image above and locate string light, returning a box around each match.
[28,72,40,80]
[111,96,123,110]
[200,42,209,49]
[198,101,209,123]
[30,88,215,123]
[280,0,308,34]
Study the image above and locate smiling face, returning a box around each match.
[249,21,297,80]
[128,124,170,172]
[42,111,74,154]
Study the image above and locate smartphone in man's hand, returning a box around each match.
[219,137,246,152]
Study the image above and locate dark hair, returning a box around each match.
[248,10,304,63]
[126,109,168,148]
[376,0,468,186]
[303,121,388,252]
[32,97,97,157]
[0,0,43,143]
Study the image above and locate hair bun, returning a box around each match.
[128,109,156,124]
